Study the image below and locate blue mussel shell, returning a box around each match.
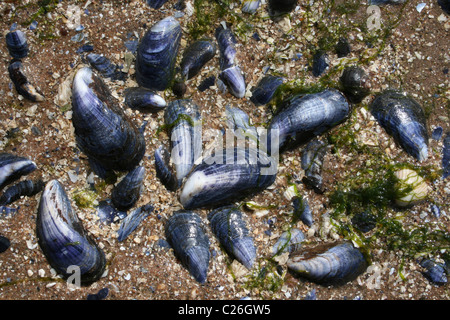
[208,206,256,269]
[36,180,106,285]
[135,16,182,91]
[369,90,429,162]
[71,67,146,175]
[165,211,210,283]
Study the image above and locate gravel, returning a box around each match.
[0,0,448,301]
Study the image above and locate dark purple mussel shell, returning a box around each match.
[250,75,284,106]
[154,145,178,191]
[124,87,166,113]
[146,0,169,9]
[369,90,429,162]
[164,99,202,187]
[215,25,246,98]
[287,242,368,286]
[0,179,44,206]
[0,152,37,190]
[8,60,44,102]
[268,0,298,19]
[208,205,256,269]
[36,180,106,285]
[340,66,371,104]
[5,29,29,59]
[179,147,277,210]
[135,16,182,91]
[111,166,145,211]
[165,210,210,283]
[71,67,146,176]
[117,203,154,242]
[180,39,217,81]
[266,89,350,155]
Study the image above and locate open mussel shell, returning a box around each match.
[267,89,351,155]
[179,147,277,210]
[208,205,256,269]
[135,16,182,91]
[111,166,146,211]
[164,99,202,186]
[5,29,29,59]
[180,39,217,81]
[0,152,37,190]
[369,90,429,162]
[287,242,369,286]
[71,67,146,175]
[8,60,45,102]
[36,180,106,285]
[165,211,210,283]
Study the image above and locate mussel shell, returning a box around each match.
[312,50,329,77]
[219,65,246,99]
[154,145,178,191]
[438,0,450,14]
[165,211,210,283]
[117,203,154,242]
[86,53,126,81]
[301,138,328,193]
[340,66,371,104]
[250,75,284,106]
[292,196,313,227]
[8,60,45,102]
[111,166,145,211]
[208,206,256,269]
[287,242,368,286]
[419,259,448,285]
[164,99,202,186]
[71,67,146,174]
[0,179,44,206]
[272,228,305,255]
[180,39,217,81]
[5,29,29,59]
[0,235,10,253]
[335,37,351,58]
[369,90,429,161]
[124,87,166,113]
[36,180,106,285]
[135,16,182,91]
[0,152,37,190]
[179,147,277,210]
[267,89,350,154]
[146,0,169,9]
[215,25,238,70]
[242,0,261,13]
[268,0,298,19]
